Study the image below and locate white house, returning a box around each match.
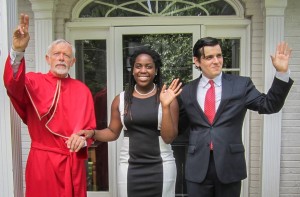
[0,0,299,196]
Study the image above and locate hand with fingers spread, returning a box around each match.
[160,78,182,107]
[271,42,292,73]
[13,13,30,52]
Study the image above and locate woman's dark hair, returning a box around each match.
[124,48,163,116]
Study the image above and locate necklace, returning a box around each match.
[134,83,156,96]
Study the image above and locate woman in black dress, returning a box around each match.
[68,48,182,197]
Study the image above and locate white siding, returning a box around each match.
[0,0,15,194]
[281,1,300,196]
[18,0,35,192]
[54,0,77,39]
[244,0,264,196]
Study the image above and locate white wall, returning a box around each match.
[280,0,300,196]
[0,0,24,196]
[16,0,35,191]
[0,0,14,194]
[243,0,264,196]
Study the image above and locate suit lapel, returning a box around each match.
[213,73,234,123]
[187,73,235,125]
[188,75,208,122]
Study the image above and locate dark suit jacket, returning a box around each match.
[179,73,293,184]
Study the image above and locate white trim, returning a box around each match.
[70,16,249,26]
[66,26,114,197]
[72,0,245,19]
[108,26,118,197]
[72,0,93,19]
[29,0,55,73]
[261,1,287,196]
[0,0,24,196]
[225,0,245,17]
[0,0,14,194]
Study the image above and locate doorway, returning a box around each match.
[68,23,249,197]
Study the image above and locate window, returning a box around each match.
[219,38,240,75]
[75,40,109,192]
[80,0,236,17]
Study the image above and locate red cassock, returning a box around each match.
[4,57,96,197]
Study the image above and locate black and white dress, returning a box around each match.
[118,92,176,197]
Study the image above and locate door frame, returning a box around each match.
[205,25,251,197]
[113,25,250,197]
[66,21,251,197]
[66,26,117,197]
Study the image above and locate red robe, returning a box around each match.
[4,57,96,197]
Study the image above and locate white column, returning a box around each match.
[261,0,287,196]
[29,0,56,73]
[0,0,24,196]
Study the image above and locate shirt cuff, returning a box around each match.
[275,70,290,83]
[10,48,25,64]
[10,48,25,75]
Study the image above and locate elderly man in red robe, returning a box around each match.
[3,13,96,197]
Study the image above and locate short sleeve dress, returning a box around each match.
[118,92,176,197]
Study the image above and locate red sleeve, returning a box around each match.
[3,56,29,123]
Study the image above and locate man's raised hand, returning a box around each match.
[13,13,30,52]
[271,42,292,73]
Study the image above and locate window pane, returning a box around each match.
[218,38,240,74]
[202,1,236,16]
[79,0,236,17]
[75,40,109,192]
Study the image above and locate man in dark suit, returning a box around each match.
[178,37,293,197]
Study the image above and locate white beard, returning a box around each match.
[52,62,70,77]
[54,67,69,76]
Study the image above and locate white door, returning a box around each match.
[67,27,116,197]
